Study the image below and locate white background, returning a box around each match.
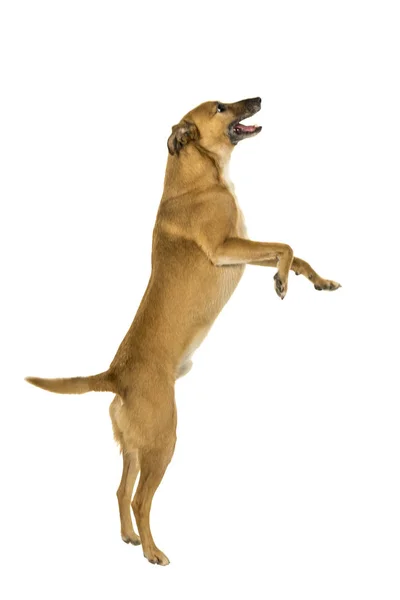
[1,1,399,598]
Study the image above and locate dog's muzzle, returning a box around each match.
[228,97,262,145]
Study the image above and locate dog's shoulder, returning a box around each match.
[154,186,239,258]
[157,187,235,233]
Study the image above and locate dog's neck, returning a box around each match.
[163,143,233,199]
[220,156,235,195]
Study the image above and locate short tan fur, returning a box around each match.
[26,97,340,565]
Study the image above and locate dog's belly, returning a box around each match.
[209,262,245,312]
[176,262,245,372]
[114,235,246,378]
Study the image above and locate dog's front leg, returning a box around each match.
[248,256,341,292]
[291,257,341,291]
[211,238,294,299]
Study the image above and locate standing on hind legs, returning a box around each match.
[26,97,340,566]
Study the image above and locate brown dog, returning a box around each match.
[26,97,340,565]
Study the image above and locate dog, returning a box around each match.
[26,97,340,565]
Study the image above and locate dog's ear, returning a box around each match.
[167,120,199,156]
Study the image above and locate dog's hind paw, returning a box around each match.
[144,547,170,566]
[122,532,141,546]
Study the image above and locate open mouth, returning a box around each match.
[228,111,262,144]
[233,122,261,136]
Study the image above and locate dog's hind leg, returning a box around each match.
[117,450,141,546]
[132,442,176,566]
[110,395,141,545]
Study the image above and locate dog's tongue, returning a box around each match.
[235,123,257,133]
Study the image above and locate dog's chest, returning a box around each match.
[222,164,248,239]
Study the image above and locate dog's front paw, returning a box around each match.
[314,278,341,291]
[274,272,288,300]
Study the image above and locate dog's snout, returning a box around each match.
[246,97,262,110]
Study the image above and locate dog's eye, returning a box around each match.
[217,103,226,113]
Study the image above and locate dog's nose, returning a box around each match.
[246,97,262,110]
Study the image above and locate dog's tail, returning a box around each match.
[25,369,117,395]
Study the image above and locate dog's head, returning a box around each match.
[167,97,262,159]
